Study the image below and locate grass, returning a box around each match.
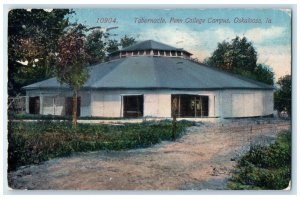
[8,120,195,171]
[227,130,291,190]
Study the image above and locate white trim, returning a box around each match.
[120,94,143,96]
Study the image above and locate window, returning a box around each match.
[171,51,176,56]
[177,51,182,56]
[159,50,165,56]
[153,50,159,55]
[133,51,138,55]
[166,51,170,56]
[123,95,143,118]
[171,95,209,117]
[139,50,144,55]
[146,50,151,55]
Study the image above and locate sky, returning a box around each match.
[70,8,291,80]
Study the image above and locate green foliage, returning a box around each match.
[55,24,91,127]
[56,24,89,90]
[234,64,274,85]
[8,9,137,96]
[106,39,119,54]
[8,120,195,171]
[227,131,291,190]
[207,37,257,72]
[274,75,292,116]
[206,36,274,85]
[253,64,274,85]
[85,34,136,63]
[85,30,107,65]
[8,9,73,96]
[120,35,136,48]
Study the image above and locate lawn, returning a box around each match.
[8,120,195,171]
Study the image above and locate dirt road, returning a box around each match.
[8,118,291,190]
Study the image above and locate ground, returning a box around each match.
[8,118,291,190]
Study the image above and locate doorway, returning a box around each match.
[171,94,208,117]
[123,95,143,118]
[29,96,40,114]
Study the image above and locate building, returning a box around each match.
[23,40,274,118]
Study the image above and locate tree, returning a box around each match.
[84,32,137,64]
[206,36,274,85]
[85,29,107,65]
[8,9,73,96]
[230,36,257,72]
[274,75,291,117]
[120,35,136,48]
[56,24,89,127]
[106,39,119,54]
[207,41,232,71]
[253,64,274,85]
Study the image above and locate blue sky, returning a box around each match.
[70,8,291,80]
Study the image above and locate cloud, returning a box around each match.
[136,26,290,79]
[256,45,291,80]
[244,26,286,44]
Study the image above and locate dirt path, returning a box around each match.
[8,119,291,190]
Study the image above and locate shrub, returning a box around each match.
[8,120,195,171]
[227,131,291,190]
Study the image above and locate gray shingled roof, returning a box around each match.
[112,40,192,55]
[24,56,273,90]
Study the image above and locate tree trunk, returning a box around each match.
[172,112,177,141]
[72,90,78,128]
[171,98,177,141]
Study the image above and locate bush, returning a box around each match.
[227,131,291,190]
[8,120,195,171]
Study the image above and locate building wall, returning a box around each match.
[80,91,92,116]
[220,89,273,118]
[144,93,171,117]
[90,90,217,118]
[25,90,91,116]
[26,89,273,118]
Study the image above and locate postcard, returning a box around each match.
[6,7,292,191]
